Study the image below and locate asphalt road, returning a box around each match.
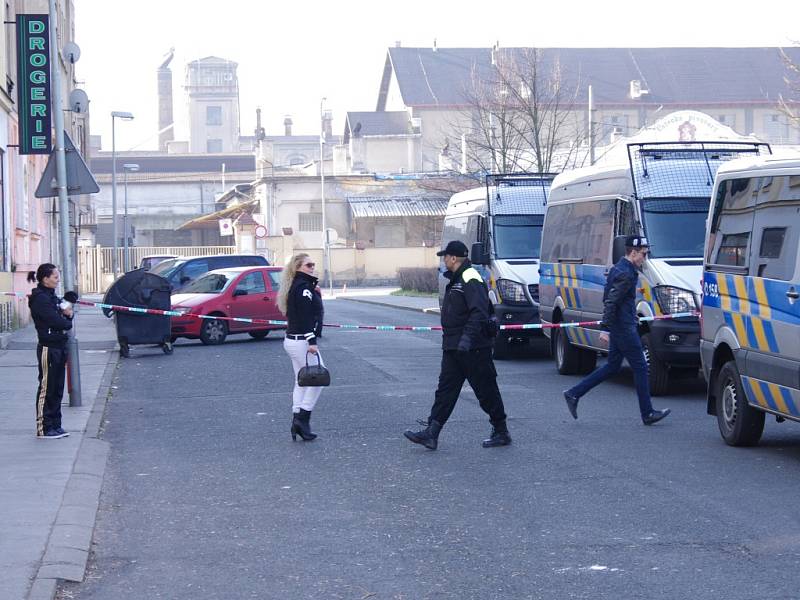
[59,299,800,600]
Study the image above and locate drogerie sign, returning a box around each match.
[16,14,51,154]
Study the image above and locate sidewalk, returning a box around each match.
[330,286,440,314]
[0,297,117,600]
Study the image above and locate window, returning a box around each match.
[541,200,614,265]
[206,139,223,153]
[707,177,759,268]
[717,114,735,128]
[234,272,266,295]
[298,213,322,232]
[759,228,786,259]
[717,233,750,267]
[763,114,790,143]
[267,271,281,291]
[206,106,223,126]
[181,260,209,282]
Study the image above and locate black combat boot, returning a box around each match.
[482,420,512,448]
[291,409,317,441]
[404,419,442,450]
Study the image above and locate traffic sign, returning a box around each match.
[34,131,100,198]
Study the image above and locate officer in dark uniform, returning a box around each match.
[404,240,511,450]
[563,236,671,425]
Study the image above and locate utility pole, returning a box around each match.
[589,85,596,166]
[48,0,81,406]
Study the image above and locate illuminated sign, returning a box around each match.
[16,14,51,155]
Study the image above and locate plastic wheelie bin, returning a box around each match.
[102,268,173,358]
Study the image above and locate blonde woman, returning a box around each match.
[277,253,325,441]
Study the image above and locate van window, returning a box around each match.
[541,200,614,265]
[493,214,544,259]
[443,216,470,246]
[707,177,759,269]
[641,198,708,258]
[749,175,800,281]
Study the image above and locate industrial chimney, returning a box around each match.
[157,48,175,152]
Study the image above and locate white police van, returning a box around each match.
[701,154,800,446]
[439,173,555,358]
[539,142,770,394]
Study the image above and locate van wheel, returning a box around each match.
[492,333,511,360]
[200,318,227,345]
[554,327,581,375]
[716,360,765,446]
[642,333,669,396]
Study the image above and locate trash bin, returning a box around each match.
[103,268,173,358]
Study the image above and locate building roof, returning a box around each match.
[89,153,255,175]
[344,111,410,142]
[347,196,448,218]
[380,46,800,108]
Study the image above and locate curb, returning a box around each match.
[337,295,440,315]
[27,349,119,600]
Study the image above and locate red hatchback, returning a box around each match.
[170,266,285,345]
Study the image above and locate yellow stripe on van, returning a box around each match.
[733,275,750,315]
[717,275,731,312]
[568,286,578,308]
[569,264,577,286]
[768,382,790,414]
[731,312,748,345]
[753,277,772,320]
[751,318,770,352]
[749,379,769,409]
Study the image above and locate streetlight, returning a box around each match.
[319,98,333,295]
[111,110,134,278]
[122,163,139,272]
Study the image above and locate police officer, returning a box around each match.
[563,236,671,425]
[404,240,511,450]
[27,264,73,439]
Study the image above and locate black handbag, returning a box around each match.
[297,352,330,387]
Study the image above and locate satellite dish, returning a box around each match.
[63,42,81,64]
[69,89,89,114]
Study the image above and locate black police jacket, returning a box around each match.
[29,285,73,347]
[602,257,639,331]
[285,271,324,345]
[440,259,493,351]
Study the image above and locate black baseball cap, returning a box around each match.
[625,235,649,249]
[437,240,469,257]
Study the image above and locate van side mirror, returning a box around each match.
[471,241,490,265]
[612,236,628,264]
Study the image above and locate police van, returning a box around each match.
[539,142,770,395]
[701,154,800,446]
[439,173,555,358]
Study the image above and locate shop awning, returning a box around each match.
[347,196,447,219]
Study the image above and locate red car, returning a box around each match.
[170,266,285,345]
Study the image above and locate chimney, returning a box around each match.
[322,109,333,141]
[157,48,175,152]
[284,115,293,137]
[433,38,437,52]
[254,107,265,141]
[395,40,402,47]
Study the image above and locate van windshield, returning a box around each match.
[640,198,708,258]
[493,214,544,259]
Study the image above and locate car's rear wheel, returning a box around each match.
[200,317,227,345]
[716,360,765,446]
[249,330,270,340]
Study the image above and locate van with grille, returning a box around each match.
[701,154,800,446]
[539,142,770,394]
[439,173,555,358]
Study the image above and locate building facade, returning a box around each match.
[186,56,240,154]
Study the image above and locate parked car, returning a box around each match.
[151,254,269,292]
[139,254,177,271]
[170,265,285,345]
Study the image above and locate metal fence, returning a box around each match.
[77,246,239,293]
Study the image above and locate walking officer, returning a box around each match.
[563,236,671,425]
[404,240,511,450]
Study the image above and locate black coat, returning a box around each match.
[440,259,492,351]
[602,257,639,331]
[29,285,73,347]
[285,271,324,345]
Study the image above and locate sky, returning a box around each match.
[75,0,800,152]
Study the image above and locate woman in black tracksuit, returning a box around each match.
[27,264,73,439]
[276,253,325,441]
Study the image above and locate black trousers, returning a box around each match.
[429,348,507,426]
[35,344,67,435]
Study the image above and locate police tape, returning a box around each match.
[4,291,698,332]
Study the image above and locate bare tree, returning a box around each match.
[451,47,588,176]
[780,47,800,129]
